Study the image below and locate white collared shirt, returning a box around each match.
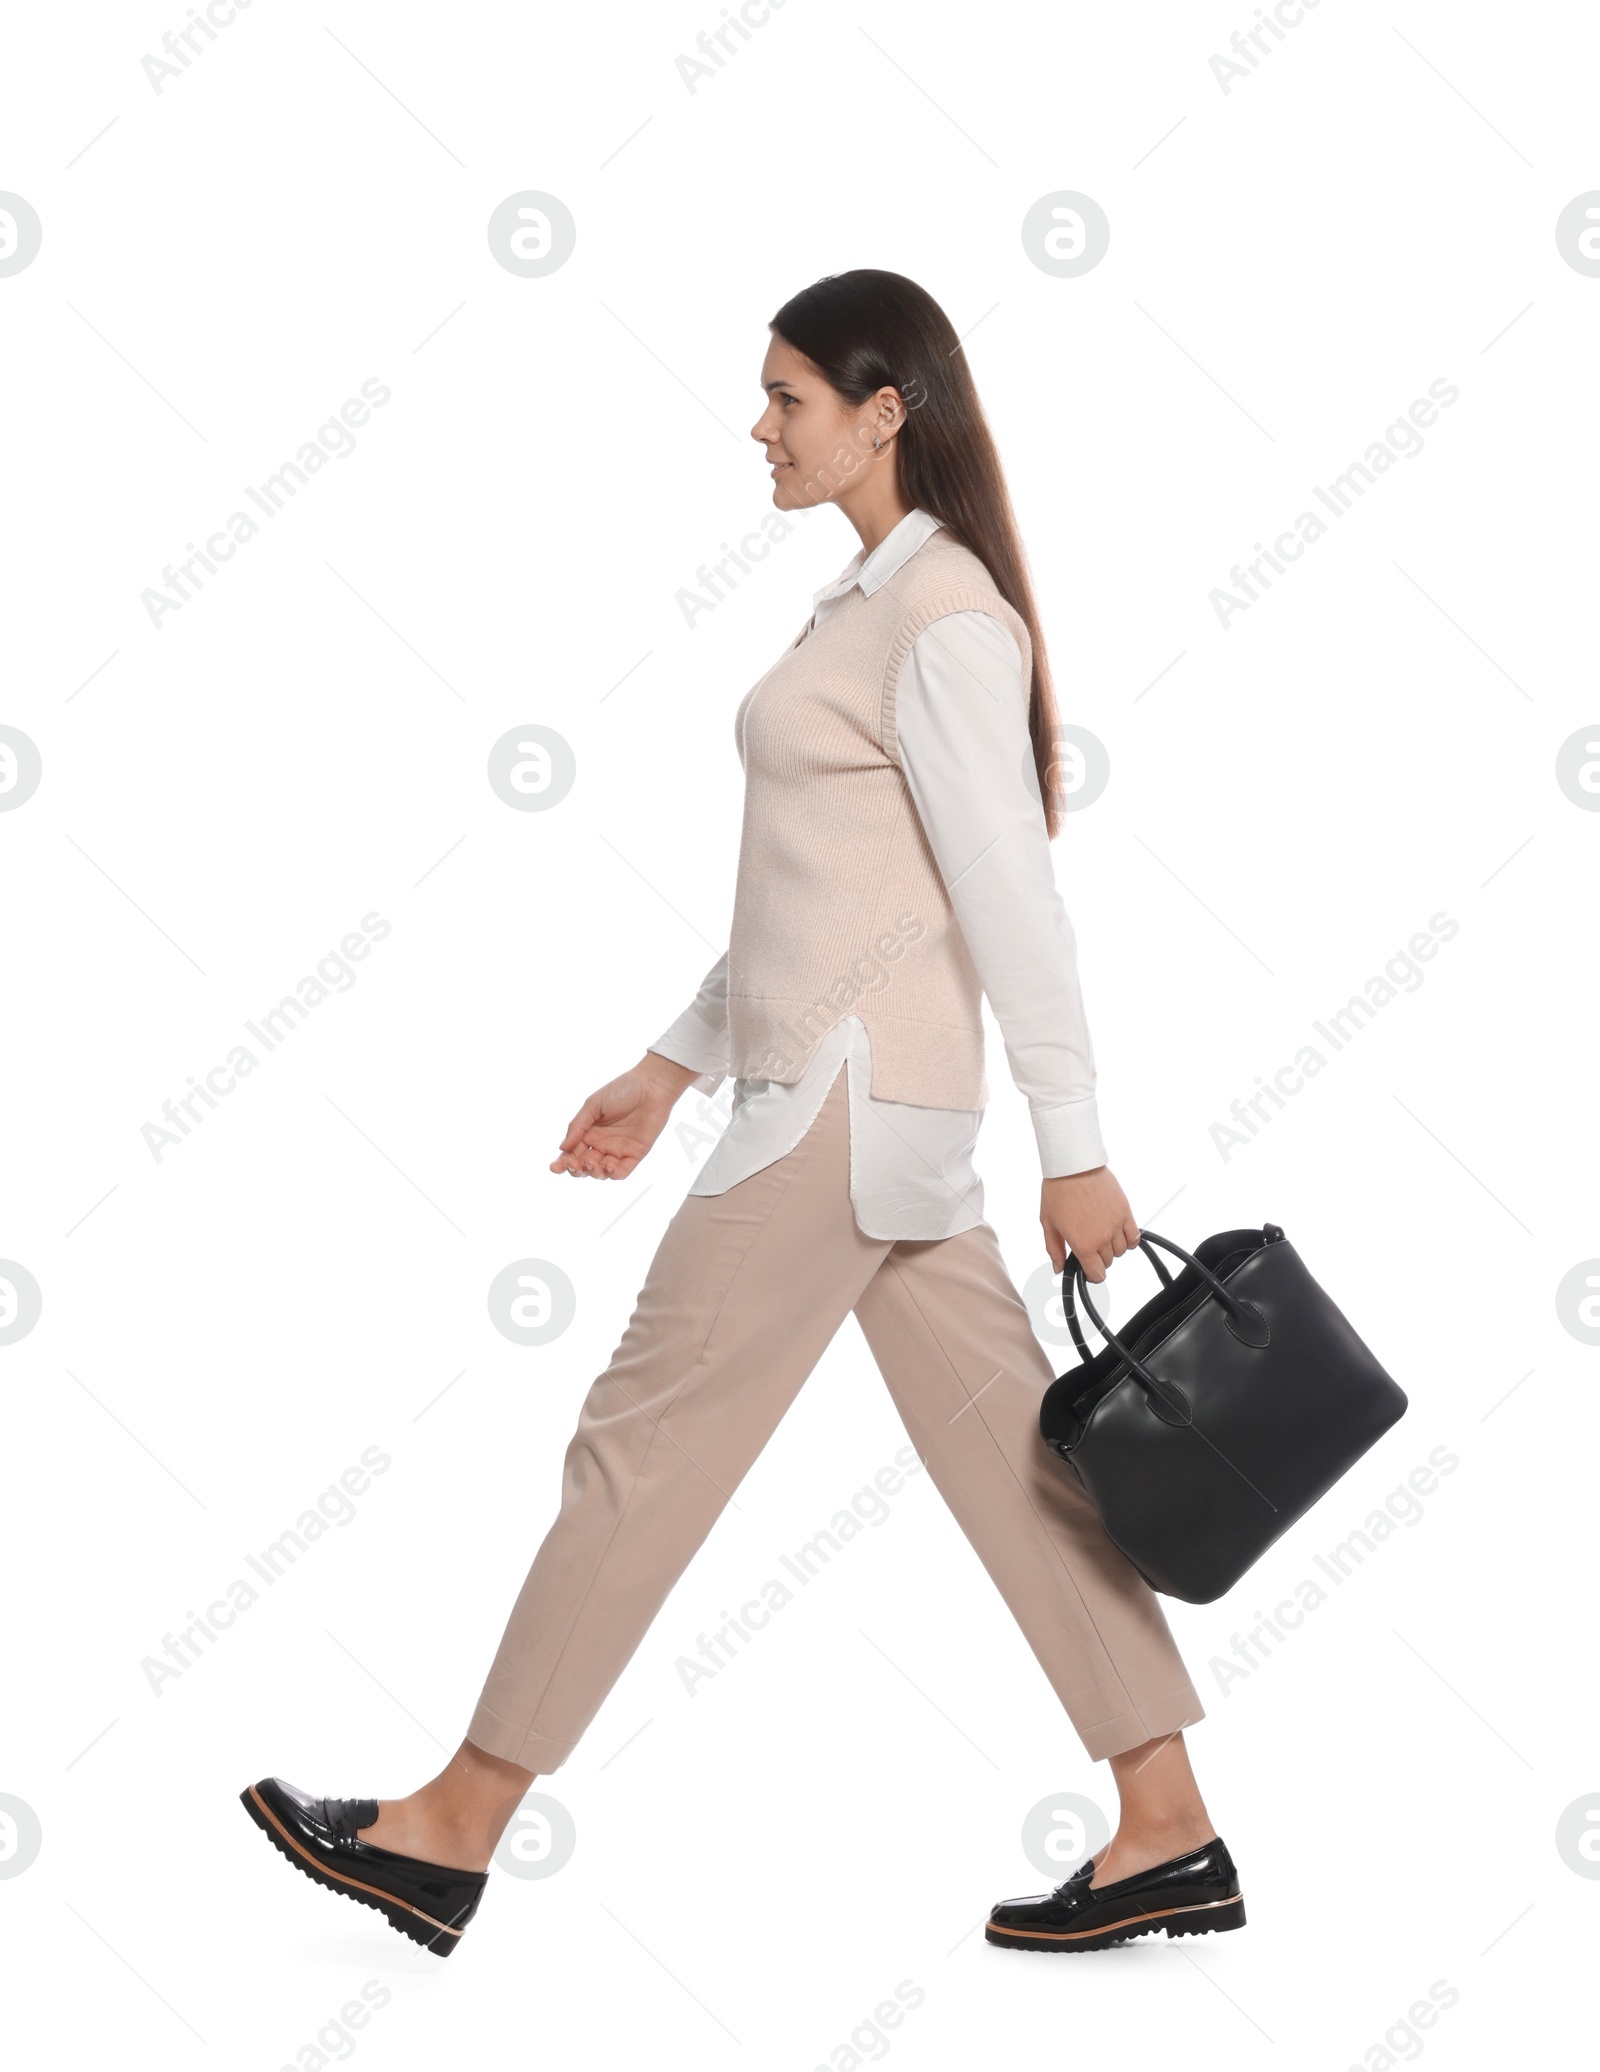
[652,507,1106,1241]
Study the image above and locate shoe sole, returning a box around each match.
[985,1892,1246,1952]
[239,1784,470,1956]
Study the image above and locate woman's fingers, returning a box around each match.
[558,1094,605,1153]
[552,1139,606,1175]
[551,1131,639,1179]
[1038,1172,1142,1287]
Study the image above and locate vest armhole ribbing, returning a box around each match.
[880,587,1033,766]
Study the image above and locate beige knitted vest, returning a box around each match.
[727,529,1032,1108]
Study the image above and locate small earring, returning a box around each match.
[873,434,882,451]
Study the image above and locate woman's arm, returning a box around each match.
[895,612,1138,1280]
[550,954,727,1178]
[649,951,731,1088]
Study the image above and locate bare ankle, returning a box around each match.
[1114,1812,1212,1846]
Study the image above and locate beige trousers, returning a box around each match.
[468,1076,1203,1770]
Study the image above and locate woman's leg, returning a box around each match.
[362,1738,537,1873]
[1088,1731,1215,1886]
[851,1221,1215,1880]
[366,1075,891,1869]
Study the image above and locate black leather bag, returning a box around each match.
[1038,1226,1407,1604]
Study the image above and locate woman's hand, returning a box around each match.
[550,1053,702,1179]
[1040,1167,1140,1282]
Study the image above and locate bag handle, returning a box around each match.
[1062,1228,1270,1427]
[1061,1234,1170,1364]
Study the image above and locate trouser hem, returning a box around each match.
[465,1701,575,1775]
[1080,1691,1207,1762]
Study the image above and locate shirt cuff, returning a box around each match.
[1032,1097,1107,1178]
[647,1036,727,1095]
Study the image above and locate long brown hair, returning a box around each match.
[769,269,1064,835]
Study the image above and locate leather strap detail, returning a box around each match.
[319,1796,379,1842]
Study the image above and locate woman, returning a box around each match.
[242,270,1244,1957]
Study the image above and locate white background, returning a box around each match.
[3,0,1595,2064]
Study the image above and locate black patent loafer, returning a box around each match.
[241,1776,488,1956]
[986,1835,1244,1951]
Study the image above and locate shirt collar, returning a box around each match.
[812,507,943,608]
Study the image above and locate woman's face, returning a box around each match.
[752,335,890,511]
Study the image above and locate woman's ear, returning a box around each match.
[874,385,908,439]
